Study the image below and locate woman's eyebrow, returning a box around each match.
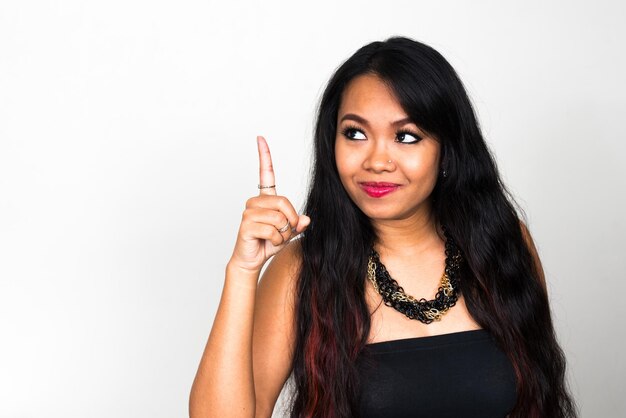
[339,113,414,127]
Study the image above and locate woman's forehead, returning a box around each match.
[337,74,412,125]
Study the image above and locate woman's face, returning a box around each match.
[334,74,441,223]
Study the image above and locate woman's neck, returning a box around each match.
[371,210,443,259]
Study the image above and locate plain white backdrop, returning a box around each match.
[1,0,624,417]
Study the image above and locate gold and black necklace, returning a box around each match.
[367,226,463,324]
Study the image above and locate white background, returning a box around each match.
[1,1,624,417]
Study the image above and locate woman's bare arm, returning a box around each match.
[252,240,301,417]
[189,240,301,418]
[189,136,309,418]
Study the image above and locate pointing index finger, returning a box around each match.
[257,135,277,196]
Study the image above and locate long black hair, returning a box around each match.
[288,36,577,418]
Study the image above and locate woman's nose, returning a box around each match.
[363,141,395,172]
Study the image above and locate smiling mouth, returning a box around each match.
[358,182,400,198]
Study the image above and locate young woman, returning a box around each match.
[190,36,578,418]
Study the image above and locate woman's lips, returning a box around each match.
[359,182,400,198]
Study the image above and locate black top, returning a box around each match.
[356,329,517,418]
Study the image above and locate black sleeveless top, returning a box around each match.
[355,329,517,418]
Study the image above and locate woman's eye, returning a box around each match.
[342,128,366,140]
[396,131,422,144]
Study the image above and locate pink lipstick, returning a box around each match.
[359,182,400,198]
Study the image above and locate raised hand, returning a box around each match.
[228,136,310,273]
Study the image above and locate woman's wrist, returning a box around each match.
[225,260,262,288]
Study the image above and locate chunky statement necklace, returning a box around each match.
[367,226,463,324]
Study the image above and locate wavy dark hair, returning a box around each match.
[287,36,577,418]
